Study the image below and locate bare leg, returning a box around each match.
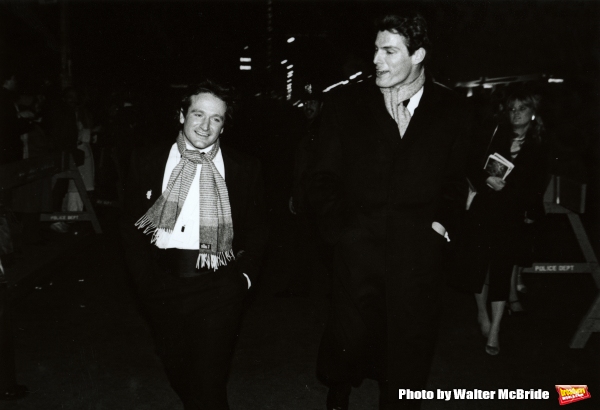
[508,266,524,313]
[486,300,506,355]
[475,270,491,338]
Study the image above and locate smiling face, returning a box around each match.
[507,99,535,129]
[373,30,425,88]
[180,92,226,149]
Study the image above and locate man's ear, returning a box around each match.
[179,110,185,124]
[220,127,225,134]
[411,47,426,65]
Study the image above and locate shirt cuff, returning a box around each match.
[242,273,251,289]
[432,222,450,242]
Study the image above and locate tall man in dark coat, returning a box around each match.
[308,11,471,410]
[120,80,268,410]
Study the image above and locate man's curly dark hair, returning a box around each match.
[180,79,235,123]
[374,11,431,56]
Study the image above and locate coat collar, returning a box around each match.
[364,74,442,150]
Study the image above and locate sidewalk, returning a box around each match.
[1,213,598,410]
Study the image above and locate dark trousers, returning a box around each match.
[141,266,248,410]
[317,256,440,410]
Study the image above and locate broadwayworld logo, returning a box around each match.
[555,385,591,406]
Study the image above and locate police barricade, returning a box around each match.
[0,152,102,234]
[1,151,102,394]
[522,175,599,348]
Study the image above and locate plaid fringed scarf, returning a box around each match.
[380,70,425,138]
[135,133,234,270]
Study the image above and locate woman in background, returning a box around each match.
[463,85,549,355]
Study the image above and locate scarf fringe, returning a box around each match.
[196,249,235,271]
[135,215,173,244]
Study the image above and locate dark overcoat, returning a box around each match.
[462,124,549,299]
[120,140,269,296]
[307,78,471,404]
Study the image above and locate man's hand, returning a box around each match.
[432,222,450,242]
[486,176,506,191]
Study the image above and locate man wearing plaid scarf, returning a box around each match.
[121,80,268,410]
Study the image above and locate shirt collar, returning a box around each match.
[406,86,424,116]
[184,139,218,153]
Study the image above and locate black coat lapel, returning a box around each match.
[221,145,242,224]
[150,146,172,201]
[364,84,402,146]
[397,79,442,152]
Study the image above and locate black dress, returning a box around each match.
[462,123,549,301]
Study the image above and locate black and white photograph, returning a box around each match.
[1,0,599,409]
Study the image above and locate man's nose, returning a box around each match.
[199,117,209,130]
[373,50,382,65]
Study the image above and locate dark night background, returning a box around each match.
[1,1,600,409]
[3,0,600,88]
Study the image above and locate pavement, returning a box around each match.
[1,205,599,410]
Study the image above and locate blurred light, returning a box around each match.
[483,84,493,89]
[287,65,294,70]
[357,80,363,83]
[467,88,473,97]
[287,37,295,43]
[240,65,251,71]
[281,60,288,64]
[298,103,304,107]
[240,57,251,62]
[287,72,293,78]
[287,79,292,83]
[324,80,348,93]
[349,71,362,80]
[244,46,249,50]
[548,78,564,83]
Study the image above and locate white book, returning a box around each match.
[484,153,514,180]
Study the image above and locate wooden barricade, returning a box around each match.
[522,175,600,348]
[0,152,102,234]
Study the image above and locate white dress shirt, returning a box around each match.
[154,140,251,288]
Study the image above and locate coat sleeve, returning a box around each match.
[434,105,473,237]
[467,123,500,194]
[119,150,163,295]
[234,160,269,284]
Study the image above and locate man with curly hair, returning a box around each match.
[121,80,268,410]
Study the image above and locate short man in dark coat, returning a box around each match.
[308,11,472,410]
[120,80,268,410]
